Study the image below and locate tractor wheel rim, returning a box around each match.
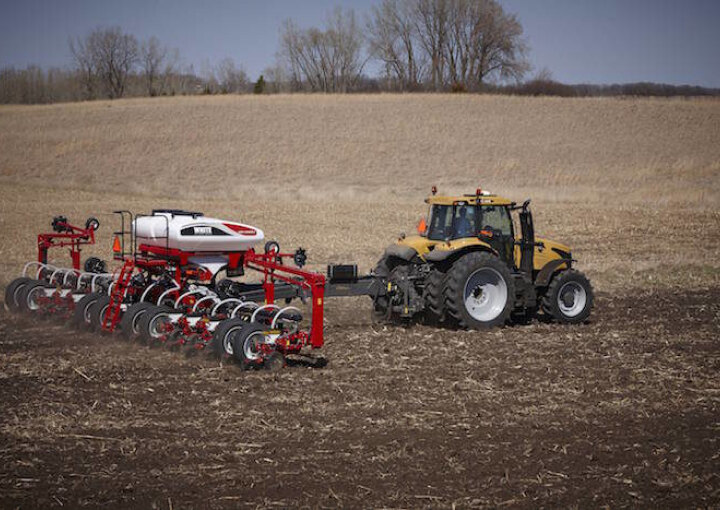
[463,268,507,322]
[243,331,264,361]
[27,287,43,311]
[149,314,170,338]
[557,282,587,317]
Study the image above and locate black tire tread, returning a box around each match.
[72,292,101,329]
[228,321,266,367]
[541,269,594,323]
[18,280,47,313]
[211,317,248,361]
[4,277,31,312]
[444,251,515,329]
[119,302,155,340]
[88,295,111,332]
[425,268,447,321]
[137,305,173,344]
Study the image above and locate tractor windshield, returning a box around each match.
[426,203,512,241]
[427,204,478,240]
[479,205,513,236]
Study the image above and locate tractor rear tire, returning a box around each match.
[541,269,594,324]
[373,254,399,279]
[370,255,400,321]
[370,303,389,324]
[88,295,111,333]
[425,268,448,323]
[72,292,101,330]
[5,277,31,313]
[119,302,155,340]
[18,280,48,314]
[444,252,515,329]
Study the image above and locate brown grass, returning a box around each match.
[0,94,719,291]
[1,94,719,204]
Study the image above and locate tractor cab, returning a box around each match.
[422,190,520,270]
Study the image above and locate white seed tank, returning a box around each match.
[133,210,264,253]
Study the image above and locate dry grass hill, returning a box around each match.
[1,94,719,290]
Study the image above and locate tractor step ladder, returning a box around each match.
[101,259,135,332]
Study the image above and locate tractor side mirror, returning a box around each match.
[416,217,427,235]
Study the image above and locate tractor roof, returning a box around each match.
[425,192,513,206]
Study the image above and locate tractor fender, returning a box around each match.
[383,244,417,262]
[425,244,497,263]
[535,258,572,287]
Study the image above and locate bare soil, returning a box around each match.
[1,287,718,508]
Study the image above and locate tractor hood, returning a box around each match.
[382,235,437,262]
[397,235,437,257]
[536,237,571,258]
[532,236,572,272]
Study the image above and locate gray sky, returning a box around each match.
[1,0,718,86]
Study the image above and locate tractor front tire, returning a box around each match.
[445,252,515,329]
[541,270,594,324]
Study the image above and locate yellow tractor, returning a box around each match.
[372,187,594,328]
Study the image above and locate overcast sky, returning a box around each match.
[1,0,718,86]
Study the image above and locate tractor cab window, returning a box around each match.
[427,205,453,240]
[427,204,477,240]
[452,205,476,238]
[479,206,513,236]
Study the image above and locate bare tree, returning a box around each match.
[159,47,181,95]
[69,36,98,99]
[262,62,291,93]
[367,0,424,90]
[140,36,167,96]
[280,7,366,93]
[366,0,526,92]
[215,58,249,93]
[444,0,528,90]
[70,27,138,99]
[414,0,449,90]
[326,7,366,92]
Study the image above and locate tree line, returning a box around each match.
[274,0,527,93]
[1,0,718,104]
